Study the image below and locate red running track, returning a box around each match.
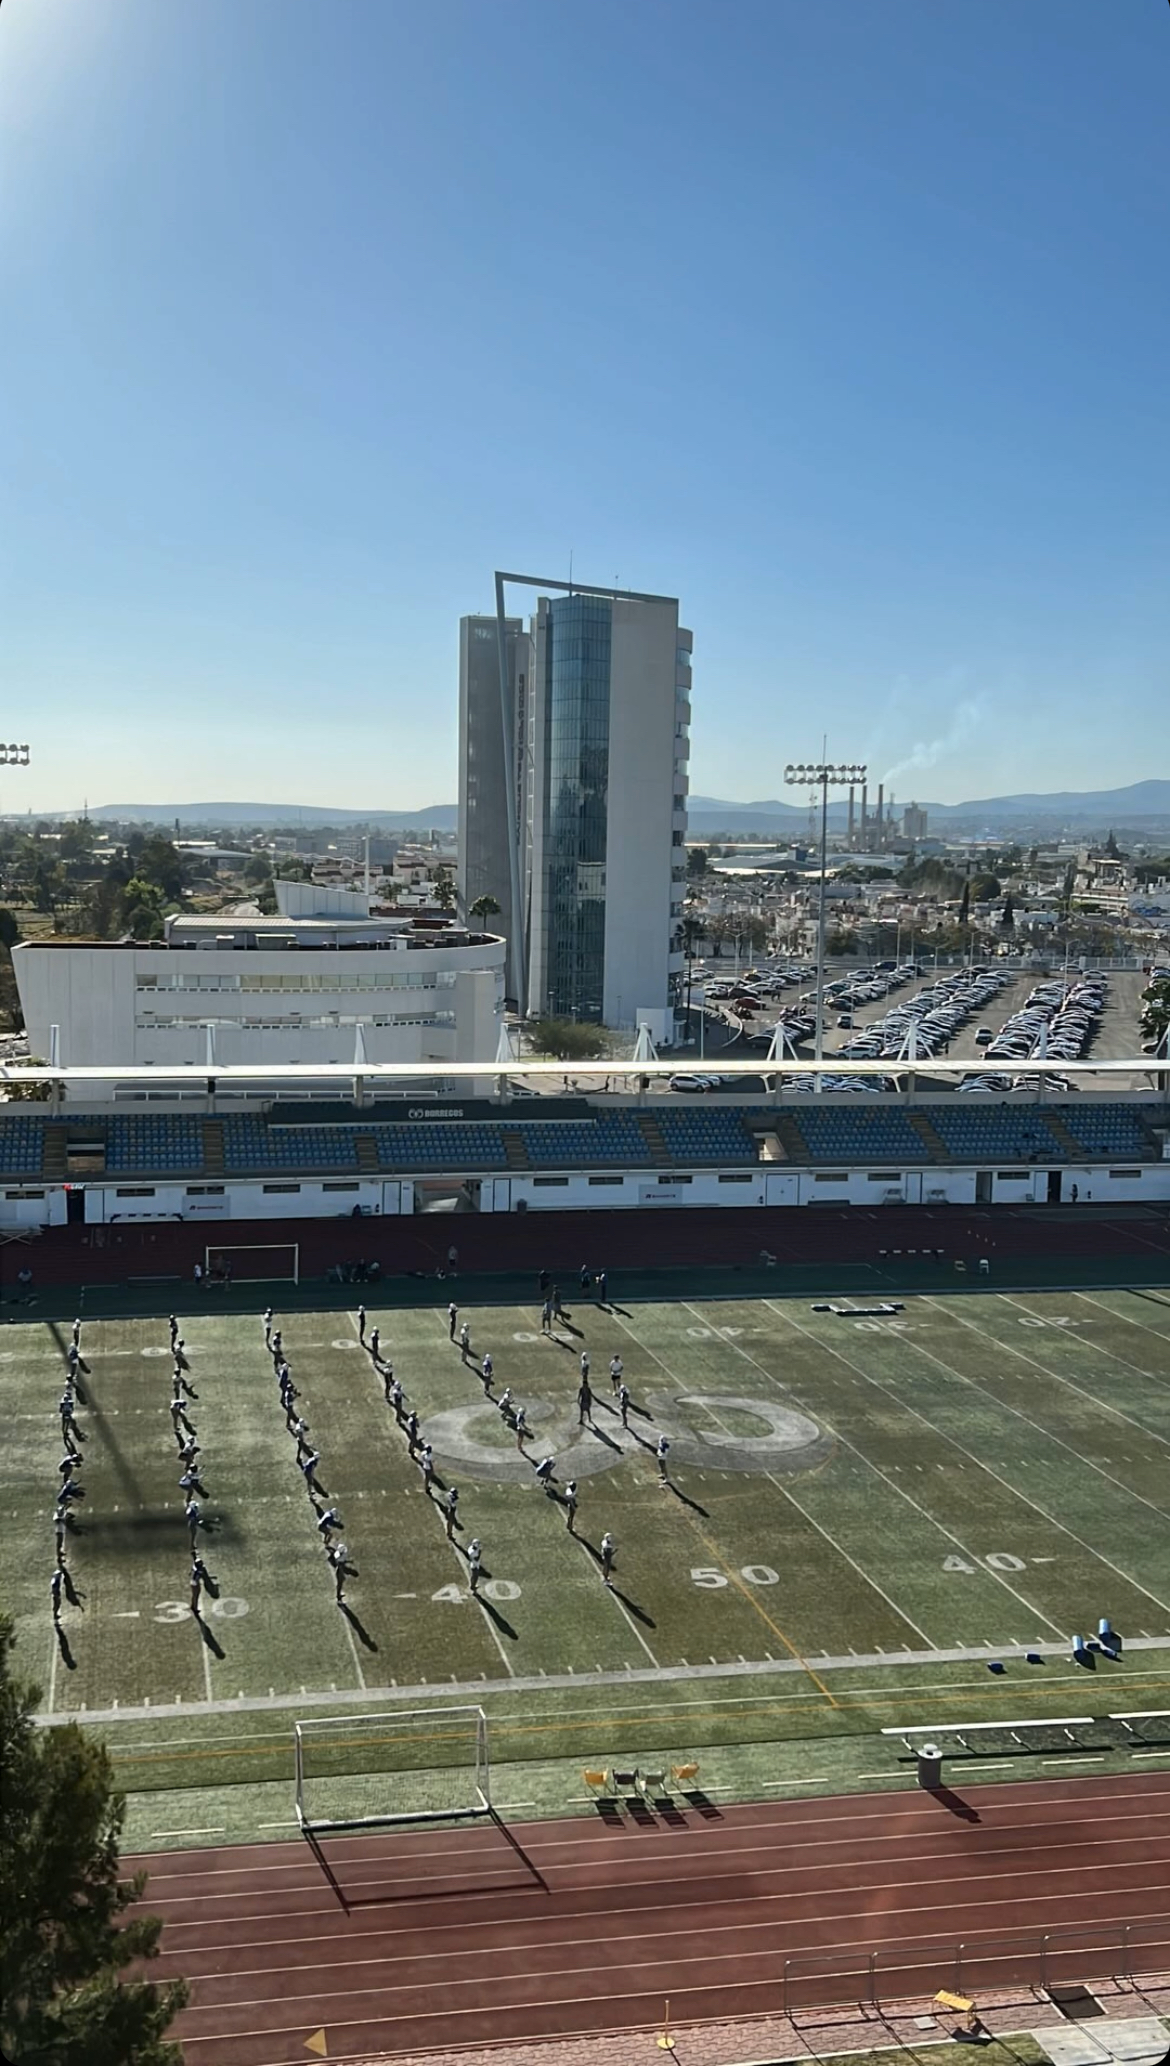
[133,1774,1170,2066]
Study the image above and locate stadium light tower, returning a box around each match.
[0,744,32,820]
[784,757,867,1072]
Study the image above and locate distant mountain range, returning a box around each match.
[687,779,1170,837]
[84,801,459,831]
[64,779,1170,838]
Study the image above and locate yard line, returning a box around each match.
[609,1306,825,1697]
[677,1302,935,1651]
[912,1297,1170,1515]
[201,1619,214,1701]
[955,1292,1170,1440]
[339,1602,367,1692]
[344,1309,516,1679]
[774,1299,1170,1624]
[1074,1291,1170,1364]
[46,1622,58,1717]
[752,1302,1065,1635]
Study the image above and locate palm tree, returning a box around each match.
[470,894,502,925]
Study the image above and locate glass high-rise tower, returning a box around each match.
[460,577,690,1033]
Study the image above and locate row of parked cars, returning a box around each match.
[959,974,1107,1093]
[835,968,1011,1063]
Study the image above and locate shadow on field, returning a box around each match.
[341,1603,378,1652]
[609,1585,656,1629]
[80,1511,243,1557]
[477,1596,518,1641]
[667,1483,709,1517]
[194,1612,226,1660]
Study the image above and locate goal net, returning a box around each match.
[294,1706,491,1835]
[204,1243,299,1285]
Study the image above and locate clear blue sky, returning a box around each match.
[2,0,1167,814]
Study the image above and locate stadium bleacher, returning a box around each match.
[0,1114,46,1176]
[372,1124,508,1172]
[653,1109,756,1164]
[927,1106,1067,1162]
[0,1102,1161,1184]
[1056,1103,1156,1160]
[105,1115,204,1173]
[518,1117,651,1167]
[788,1107,931,1164]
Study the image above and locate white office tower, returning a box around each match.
[459,587,690,1034]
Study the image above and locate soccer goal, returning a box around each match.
[204,1242,299,1285]
[294,1706,491,1835]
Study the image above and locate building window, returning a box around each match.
[588,1175,624,1186]
[262,1182,301,1193]
[186,1185,225,1196]
[718,1173,752,1183]
[660,1172,692,1184]
[532,1177,569,1188]
[116,1186,156,1197]
[323,1181,360,1191]
[6,1189,45,1199]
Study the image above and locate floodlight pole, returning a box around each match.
[785,757,867,1087]
[0,743,32,820]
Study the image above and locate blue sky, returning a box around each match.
[2,0,1166,814]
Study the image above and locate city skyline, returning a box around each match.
[2,0,1167,813]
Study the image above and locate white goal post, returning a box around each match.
[294,1706,491,1835]
[204,1242,299,1285]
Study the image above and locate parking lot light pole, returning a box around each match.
[785,760,867,1078]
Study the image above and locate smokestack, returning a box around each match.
[860,783,868,852]
[876,783,884,852]
[847,787,856,849]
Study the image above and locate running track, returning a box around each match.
[134,1773,1170,2065]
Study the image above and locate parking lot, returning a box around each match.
[682,961,1153,1092]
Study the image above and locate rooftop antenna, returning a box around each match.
[568,548,573,595]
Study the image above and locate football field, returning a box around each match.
[7,1282,1170,1846]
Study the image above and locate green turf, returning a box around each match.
[7,1285,1170,1849]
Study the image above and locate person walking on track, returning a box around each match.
[564,1480,579,1533]
[600,1532,616,1585]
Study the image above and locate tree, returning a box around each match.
[0,908,20,952]
[1104,828,1119,858]
[242,854,272,887]
[528,1016,609,1060]
[434,870,456,913]
[1000,893,1016,931]
[469,895,501,924]
[686,846,709,879]
[135,838,187,903]
[969,873,1001,902]
[0,1615,187,2062]
[957,882,970,925]
[120,878,167,941]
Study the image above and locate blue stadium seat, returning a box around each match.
[787,1108,930,1163]
[0,1114,47,1176]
